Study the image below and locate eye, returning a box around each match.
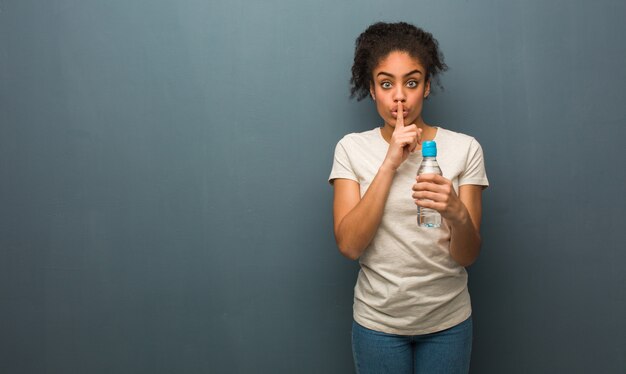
[406,80,418,88]
[381,81,392,89]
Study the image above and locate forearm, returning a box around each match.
[448,206,482,267]
[336,163,396,259]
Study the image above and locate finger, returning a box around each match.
[397,136,417,149]
[398,125,418,153]
[410,132,419,153]
[414,199,444,211]
[412,181,448,194]
[412,190,445,202]
[415,174,447,184]
[395,101,404,128]
[416,128,423,145]
[394,134,413,144]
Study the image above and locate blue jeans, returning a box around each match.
[352,316,473,374]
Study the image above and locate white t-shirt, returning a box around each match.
[329,126,489,335]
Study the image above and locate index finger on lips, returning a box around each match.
[396,101,404,128]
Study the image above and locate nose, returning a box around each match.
[393,85,406,103]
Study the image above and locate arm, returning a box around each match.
[412,176,484,267]
[333,101,420,260]
[332,165,396,260]
[449,185,483,267]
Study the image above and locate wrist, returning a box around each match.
[448,205,470,227]
[380,159,399,173]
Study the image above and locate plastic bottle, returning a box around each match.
[417,140,442,228]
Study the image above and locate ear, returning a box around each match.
[424,80,431,98]
[369,83,376,101]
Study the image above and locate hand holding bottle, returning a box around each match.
[413,173,466,225]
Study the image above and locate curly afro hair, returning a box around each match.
[350,22,448,101]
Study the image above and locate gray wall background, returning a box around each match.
[1,0,625,373]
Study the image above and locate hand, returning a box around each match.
[412,174,466,223]
[383,101,422,171]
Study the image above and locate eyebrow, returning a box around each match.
[376,69,423,78]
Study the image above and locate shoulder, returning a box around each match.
[436,127,484,154]
[436,127,479,147]
[435,127,488,185]
[329,128,382,184]
[337,128,380,146]
[335,128,382,153]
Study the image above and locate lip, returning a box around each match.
[391,109,409,118]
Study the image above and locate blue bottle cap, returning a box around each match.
[422,140,437,157]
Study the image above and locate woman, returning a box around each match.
[329,22,489,374]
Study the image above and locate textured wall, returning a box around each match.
[1,0,624,373]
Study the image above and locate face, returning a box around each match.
[369,51,431,128]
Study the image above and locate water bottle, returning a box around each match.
[417,140,442,228]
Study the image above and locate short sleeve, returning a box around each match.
[458,138,489,188]
[328,139,358,185]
